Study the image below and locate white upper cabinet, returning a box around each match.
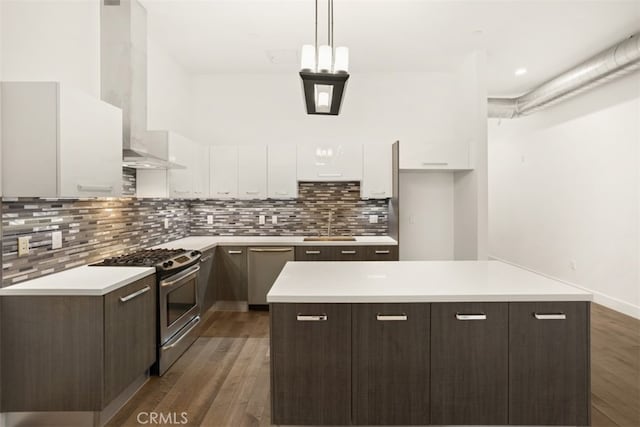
[297,143,363,181]
[361,144,392,199]
[210,146,239,199]
[268,145,297,199]
[192,143,210,199]
[400,139,471,171]
[1,82,123,198]
[238,146,267,199]
[167,132,196,198]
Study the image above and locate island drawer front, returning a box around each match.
[295,246,334,261]
[430,302,509,425]
[333,246,367,261]
[353,303,430,425]
[364,245,399,261]
[508,302,590,427]
[270,303,351,425]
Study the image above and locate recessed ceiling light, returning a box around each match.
[515,67,528,76]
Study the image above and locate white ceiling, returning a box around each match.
[141,0,640,96]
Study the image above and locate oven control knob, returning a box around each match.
[162,262,169,268]
[191,251,198,256]
[167,260,174,266]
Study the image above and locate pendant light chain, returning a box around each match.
[330,0,334,49]
[314,0,318,66]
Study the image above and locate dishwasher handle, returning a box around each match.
[249,248,294,253]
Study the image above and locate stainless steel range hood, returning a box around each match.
[100,0,184,170]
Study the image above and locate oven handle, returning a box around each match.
[161,264,200,289]
[162,316,201,350]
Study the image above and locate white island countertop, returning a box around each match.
[153,235,397,252]
[266,260,592,303]
[0,265,155,296]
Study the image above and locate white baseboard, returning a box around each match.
[490,256,640,320]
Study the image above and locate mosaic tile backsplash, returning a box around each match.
[190,182,388,236]
[2,174,388,286]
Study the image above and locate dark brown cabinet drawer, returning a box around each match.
[431,302,509,425]
[104,274,156,404]
[353,303,430,425]
[271,303,351,425]
[333,246,366,261]
[295,246,334,261]
[509,302,590,426]
[215,246,247,301]
[364,245,399,261]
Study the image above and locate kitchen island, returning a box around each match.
[267,260,592,426]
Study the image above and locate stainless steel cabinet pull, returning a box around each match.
[371,191,387,195]
[534,313,567,320]
[275,191,289,195]
[297,314,327,321]
[120,286,150,303]
[376,314,408,321]
[228,250,242,254]
[318,173,342,177]
[217,191,230,195]
[341,250,356,255]
[162,316,201,350]
[77,184,113,192]
[456,313,487,320]
[375,250,390,254]
[245,191,260,195]
[305,250,321,255]
[250,248,293,252]
[422,162,449,166]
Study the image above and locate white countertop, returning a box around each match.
[152,235,398,252]
[0,265,155,296]
[266,260,593,303]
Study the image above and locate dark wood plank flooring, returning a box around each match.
[108,303,640,427]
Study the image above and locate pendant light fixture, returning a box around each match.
[299,0,349,115]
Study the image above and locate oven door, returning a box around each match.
[159,264,201,344]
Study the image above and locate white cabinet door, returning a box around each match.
[58,86,123,198]
[192,143,210,199]
[210,146,238,199]
[268,145,297,199]
[400,140,471,170]
[168,133,196,198]
[238,146,267,199]
[297,143,363,181]
[361,144,392,199]
[1,82,123,198]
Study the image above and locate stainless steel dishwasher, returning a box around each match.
[248,247,295,306]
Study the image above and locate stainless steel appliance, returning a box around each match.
[92,248,202,375]
[247,247,295,306]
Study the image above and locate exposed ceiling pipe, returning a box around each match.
[488,32,640,118]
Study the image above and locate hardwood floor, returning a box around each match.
[109,303,640,427]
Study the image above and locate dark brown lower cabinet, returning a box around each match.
[352,303,430,425]
[430,302,508,425]
[509,302,590,426]
[270,303,351,425]
[215,246,247,301]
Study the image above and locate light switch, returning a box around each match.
[272,215,278,225]
[164,218,170,229]
[207,215,214,225]
[369,215,378,224]
[51,231,62,249]
[18,236,30,256]
[259,215,266,225]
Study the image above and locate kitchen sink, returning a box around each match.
[303,236,357,242]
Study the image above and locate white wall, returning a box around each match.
[147,32,193,138]
[1,0,101,97]
[489,73,640,318]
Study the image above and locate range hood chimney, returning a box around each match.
[100,0,182,169]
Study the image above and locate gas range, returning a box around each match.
[92,248,201,278]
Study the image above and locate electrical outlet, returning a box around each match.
[207,215,214,225]
[369,215,378,224]
[51,231,62,249]
[272,215,278,225]
[259,215,266,225]
[164,218,170,229]
[18,236,30,256]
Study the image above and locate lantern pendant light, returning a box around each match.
[299,0,349,115]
